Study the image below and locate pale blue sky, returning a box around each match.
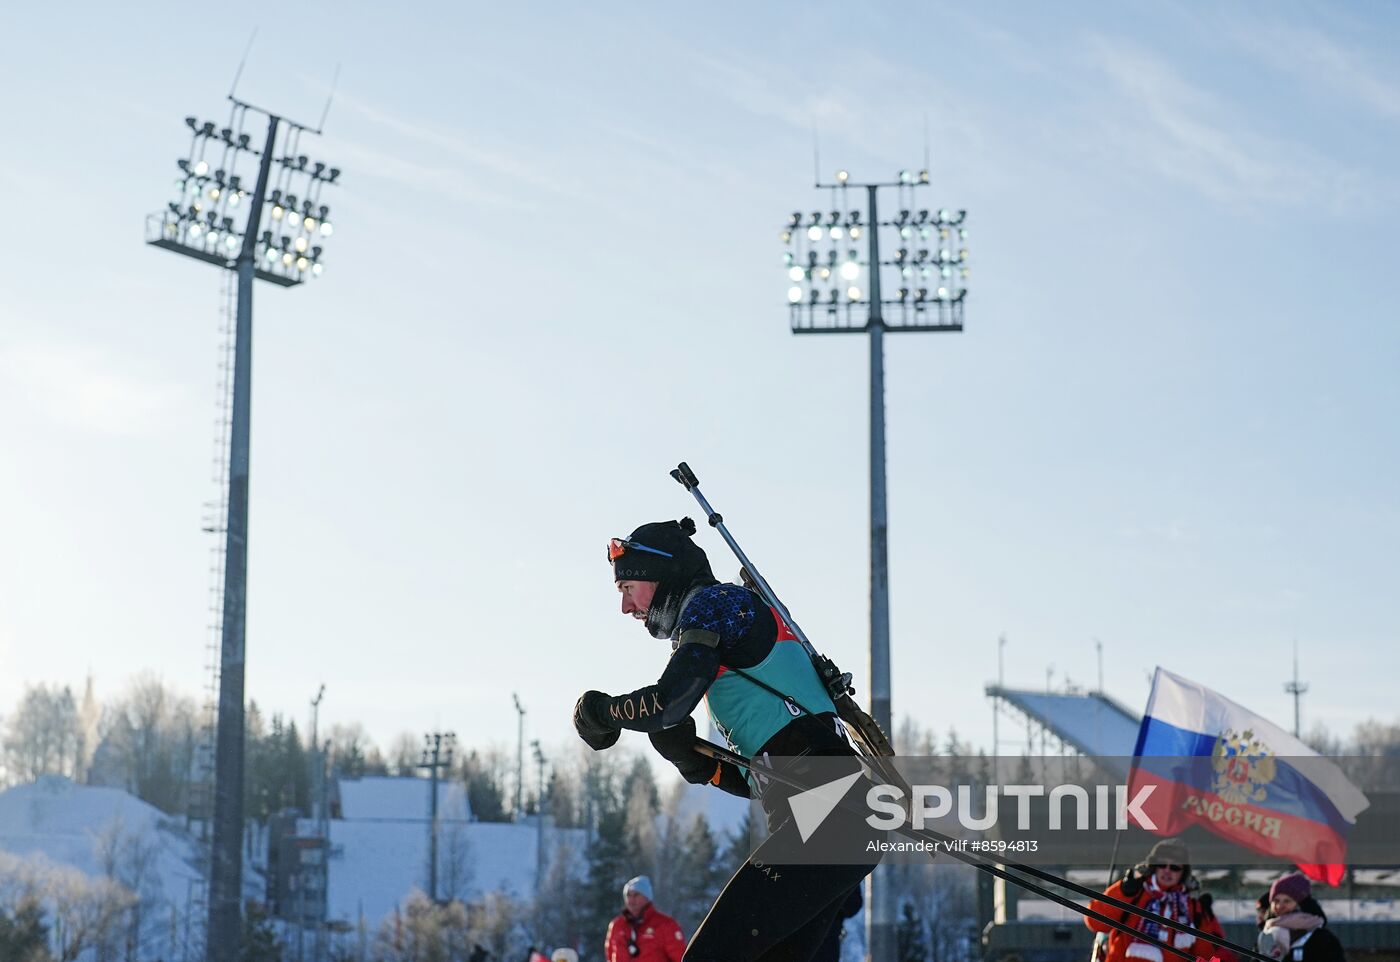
[1,2,1396,764]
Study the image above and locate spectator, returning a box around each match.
[605,876,685,962]
[1256,893,1272,928]
[1085,839,1234,962]
[1258,872,1344,962]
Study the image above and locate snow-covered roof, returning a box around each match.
[985,687,1142,770]
[336,775,472,822]
[320,817,584,926]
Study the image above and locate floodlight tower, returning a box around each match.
[781,169,968,962]
[419,731,456,903]
[147,97,340,962]
[513,693,526,818]
[531,739,547,894]
[1285,642,1308,738]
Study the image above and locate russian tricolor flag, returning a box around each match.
[1129,668,1368,885]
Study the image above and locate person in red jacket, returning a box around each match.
[605,876,685,962]
[1086,839,1235,962]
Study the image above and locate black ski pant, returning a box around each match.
[684,771,881,962]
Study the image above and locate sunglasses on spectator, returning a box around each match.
[1155,864,1185,872]
[607,538,674,562]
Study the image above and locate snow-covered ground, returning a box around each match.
[0,771,744,942]
[0,774,203,903]
[0,775,209,959]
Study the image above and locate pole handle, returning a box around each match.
[671,462,700,490]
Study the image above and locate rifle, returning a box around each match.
[670,461,902,790]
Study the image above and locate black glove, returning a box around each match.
[1198,892,1214,919]
[1120,864,1150,898]
[648,717,714,784]
[573,690,619,751]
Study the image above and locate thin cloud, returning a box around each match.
[330,139,540,211]
[683,49,1001,191]
[687,52,865,135]
[1084,36,1380,211]
[1225,17,1400,120]
[332,92,598,207]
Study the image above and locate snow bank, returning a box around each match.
[0,775,202,902]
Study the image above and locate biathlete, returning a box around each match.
[573,518,880,962]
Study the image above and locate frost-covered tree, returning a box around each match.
[387,733,422,778]
[329,722,387,778]
[88,675,197,814]
[532,836,587,954]
[2,683,81,782]
[93,816,163,962]
[439,822,474,906]
[0,852,134,962]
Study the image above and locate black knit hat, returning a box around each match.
[612,518,708,584]
[611,518,716,639]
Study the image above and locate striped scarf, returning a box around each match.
[1139,881,1191,943]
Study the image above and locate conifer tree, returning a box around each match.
[0,900,52,962]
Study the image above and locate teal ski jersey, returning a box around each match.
[705,622,837,761]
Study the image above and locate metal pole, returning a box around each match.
[994,635,1005,772]
[863,183,896,962]
[428,734,441,903]
[533,741,545,896]
[310,686,324,820]
[310,685,325,962]
[318,736,329,962]
[1285,641,1307,738]
[207,110,279,962]
[866,184,890,735]
[513,694,525,818]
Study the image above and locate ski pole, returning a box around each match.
[693,739,1265,962]
[670,462,823,662]
[670,461,901,774]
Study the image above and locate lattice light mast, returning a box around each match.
[146,96,340,962]
[419,732,457,903]
[782,168,968,962]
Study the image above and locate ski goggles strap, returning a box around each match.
[607,538,675,563]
